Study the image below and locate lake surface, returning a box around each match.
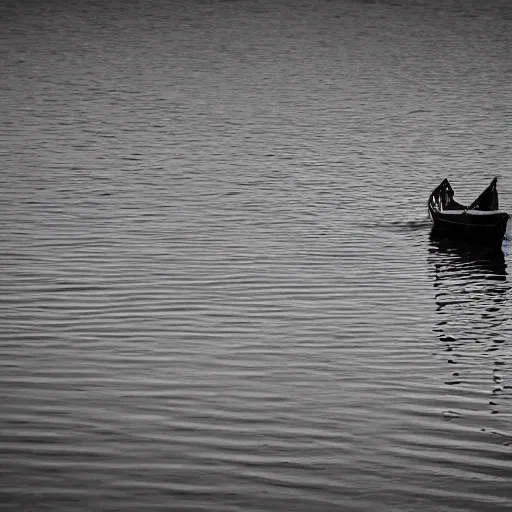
[1,0,511,510]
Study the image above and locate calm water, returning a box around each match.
[1,0,512,510]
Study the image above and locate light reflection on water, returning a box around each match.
[428,237,512,420]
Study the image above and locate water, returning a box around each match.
[1,0,512,510]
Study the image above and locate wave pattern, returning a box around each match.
[1,0,512,511]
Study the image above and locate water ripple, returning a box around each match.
[1,0,512,511]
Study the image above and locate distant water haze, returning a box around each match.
[1,0,511,511]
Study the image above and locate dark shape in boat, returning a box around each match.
[428,178,509,246]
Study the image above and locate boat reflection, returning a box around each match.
[427,235,511,411]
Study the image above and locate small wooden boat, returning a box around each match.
[428,178,509,246]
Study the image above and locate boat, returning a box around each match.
[428,177,509,246]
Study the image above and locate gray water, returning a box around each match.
[1,0,512,510]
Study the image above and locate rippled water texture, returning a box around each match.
[1,0,512,510]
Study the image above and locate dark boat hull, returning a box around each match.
[428,178,509,247]
[429,208,509,246]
